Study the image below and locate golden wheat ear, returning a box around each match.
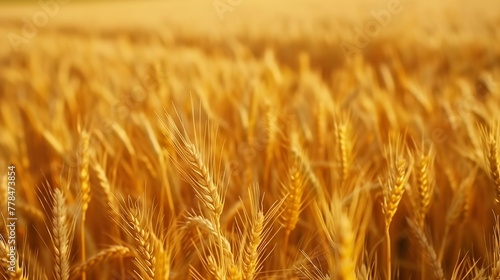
[289,131,322,197]
[91,158,120,225]
[480,124,500,205]
[415,143,435,229]
[185,213,234,280]
[279,149,306,253]
[381,133,412,280]
[333,109,354,188]
[438,167,477,264]
[407,219,445,280]
[240,184,282,280]
[325,200,357,280]
[77,128,91,280]
[0,234,27,279]
[47,187,76,280]
[116,197,157,280]
[161,111,225,230]
[314,184,372,280]
[70,246,133,279]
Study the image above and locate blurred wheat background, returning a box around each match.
[1,0,500,279]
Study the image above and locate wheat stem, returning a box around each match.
[385,228,391,280]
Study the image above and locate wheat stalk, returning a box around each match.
[491,215,500,279]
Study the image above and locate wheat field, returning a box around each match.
[1,0,500,279]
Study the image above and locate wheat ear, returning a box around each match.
[185,142,223,223]
[92,158,130,278]
[383,157,410,227]
[185,214,233,261]
[70,246,133,279]
[383,156,410,280]
[490,215,500,279]
[315,196,357,280]
[0,235,26,280]
[439,169,475,263]
[407,219,445,280]
[241,184,281,280]
[242,211,264,280]
[334,113,351,185]
[207,255,224,280]
[290,132,322,196]
[78,130,91,280]
[415,146,435,229]
[264,110,279,187]
[92,159,121,233]
[280,153,306,252]
[485,128,500,204]
[125,206,156,279]
[229,264,243,280]
[492,259,500,280]
[51,188,71,280]
[357,264,370,280]
[382,136,411,280]
[163,114,223,229]
[336,207,357,280]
